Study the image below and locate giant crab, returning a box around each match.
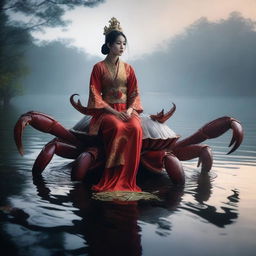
[14,94,244,185]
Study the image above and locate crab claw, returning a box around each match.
[14,111,80,156]
[70,94,87,115]
[14,114,32,155]
[150,103,176,123]
[175,116,244,154]
[227,119,244,154]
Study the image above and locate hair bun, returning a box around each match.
[101,43,109,55]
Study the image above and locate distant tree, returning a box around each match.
[0,0,105,106]
[1,0,105,31]
[0,63,28,106]
[0,11,30,106]
[22,40,98,95]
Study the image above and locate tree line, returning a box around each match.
[0,0,104,107]
[1,2,256,107]
[133,12,256,97]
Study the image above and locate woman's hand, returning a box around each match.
[115,111,130,121]
[116,107,134,121]
[105,106,132,121]
[126,107,133,117]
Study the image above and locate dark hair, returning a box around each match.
[101,30,127,55]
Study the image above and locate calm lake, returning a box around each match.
[0,94,255,256]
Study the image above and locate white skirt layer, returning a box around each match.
[140,114,178,140]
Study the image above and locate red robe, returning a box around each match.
[84,59,143,192]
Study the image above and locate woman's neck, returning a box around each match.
[105,54,119,65]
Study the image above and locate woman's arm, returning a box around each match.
[105,105,131,121]
[86,64,109,114]
[126,65,143,114]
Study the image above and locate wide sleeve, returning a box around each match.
[85,64,109,115]
[127,65,143,113]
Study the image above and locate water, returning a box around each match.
[0,94,255,256]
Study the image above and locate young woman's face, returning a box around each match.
[108,35,126,56]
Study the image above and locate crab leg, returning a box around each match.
[141,150,185,185]
[164,154,185,185]
[71,152,94,181]
[14,111,80,155]
[175,116,243,154]
[32,139,80,175]
[71,146,105,181]
[140,150,166,173]
[173,145,213,173]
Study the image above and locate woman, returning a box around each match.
[85,18,143,192]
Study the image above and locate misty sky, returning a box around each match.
[30,0,256,60]
[9,0,255,97]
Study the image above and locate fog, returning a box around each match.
[22,12,256,98]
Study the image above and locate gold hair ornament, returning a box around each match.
[103,17,123,35]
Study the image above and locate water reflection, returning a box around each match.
[12,176,143,255]
[1,169,241,255]
[181,173,239,228]
[194,173,212,203]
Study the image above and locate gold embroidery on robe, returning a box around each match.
[105,134,128,168]
[102,60,128,104]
